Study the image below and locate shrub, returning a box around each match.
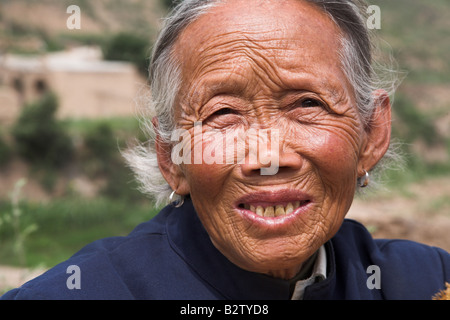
[0,134,11,166]
[83,122,117,162]
[102,32,150,75]
[81,121,143,201]
[12,92,73,168]
[393,94,441,146]
[81,122,119,177]
[160,0,176,9]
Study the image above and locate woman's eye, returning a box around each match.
[213,108,234,116]
[204,107,238,125]
[299,98,323,108]
[208,108,236,119]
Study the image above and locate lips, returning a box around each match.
[235,190,312,220]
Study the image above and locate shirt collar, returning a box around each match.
[291,245,327,300]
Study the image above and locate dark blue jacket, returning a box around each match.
[2,199,449,300]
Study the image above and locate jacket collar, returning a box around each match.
[165,198,336,299]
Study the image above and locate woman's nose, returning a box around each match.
[240,148,303,177]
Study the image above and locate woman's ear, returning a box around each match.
[153,117,190,196]
[357,89,392,176]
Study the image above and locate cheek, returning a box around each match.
[293,124,362,225]
[178,129,225,194]
[319,134,356,171]
[183,163,224,195]
[301,124,361,183]
[307,127,361,221]
[182,138,234,201]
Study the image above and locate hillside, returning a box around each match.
[0,0,166,53]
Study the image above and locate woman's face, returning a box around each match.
[160,0,390,279]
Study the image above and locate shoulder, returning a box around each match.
[333,219,450,299]
[1,209,173,300]
[337,219,450,267]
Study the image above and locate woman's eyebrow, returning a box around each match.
[189,75,249,106]
[278,70,346,99]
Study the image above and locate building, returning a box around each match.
[0,46,146,125]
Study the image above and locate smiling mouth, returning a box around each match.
[238,200,311,217]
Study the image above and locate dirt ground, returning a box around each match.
[0,266,46,294]
[1,175,449,293]
[347,175,450,252]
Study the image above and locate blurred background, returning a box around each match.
[0,0,449,292]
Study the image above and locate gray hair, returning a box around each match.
[123,0,402,206]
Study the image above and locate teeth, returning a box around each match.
[275,205,285,216]
[285,202,294,215]
[244,201,308,217]
[264,206,274,217]
[256,206,264,216]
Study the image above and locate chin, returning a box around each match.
[220,238,317,279]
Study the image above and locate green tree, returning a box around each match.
[160,0,176,9]
[102,32,151,75]
[0,134,11,166]
[12,92,73,168]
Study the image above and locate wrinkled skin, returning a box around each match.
[156,0,391,279]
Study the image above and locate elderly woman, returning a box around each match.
[2,0,449,300]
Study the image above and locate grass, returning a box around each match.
[62,116,144,140]
[0,196,159,269]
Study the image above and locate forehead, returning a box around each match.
[173,0,346,97]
